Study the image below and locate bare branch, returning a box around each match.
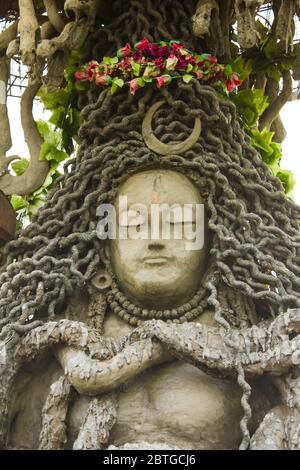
[18,0,39,66]
[43,0,65,33]
[234,0,265,48]
[0,22,18,52]
[276,0,296,52]
[36,19,89,59]
[0,56,12,156]
[0,78,49,196]
[259,70,293,131]
[192,0,219,38]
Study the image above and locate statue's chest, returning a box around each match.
[101,312,243,449]
[108,359,244,449]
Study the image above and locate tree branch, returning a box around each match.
[0,78,49,195]
[0,22,18,52]
[18,0,39,66]
[259,70,293,131]
[43,0,65,33]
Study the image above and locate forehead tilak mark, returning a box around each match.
[151,176,162,204]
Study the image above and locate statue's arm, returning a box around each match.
[55,339,172,396]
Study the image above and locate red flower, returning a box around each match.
[158,45,169,57]
[86,62,98,81]
[119,57,131,69]
[177,57,187,69]
[196,70,204,80]
[226,73,241,92]
[155,74,172,88]
[166,54,178,70]
[129,78,140,95]
[135,38,150,53]
[148,43,160,57]
[117,43,132,58]
[75,70,88,81]
[207,55,218,65]
[172,42,184,54]
[154,57,164,69]
[95,74,111,87]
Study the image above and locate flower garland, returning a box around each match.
[75,38,241,95]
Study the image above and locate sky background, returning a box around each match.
[6,95,300,204]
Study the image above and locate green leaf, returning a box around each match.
[10,195,29,211]
[112,77,124,88]
[182,74,193,84]
[276,169,296,195]
[250,129,282,165]
[45,148,68,163]
[38,86,69,110]
[111,82,119,95]
[131,61,141,77]
[11,159,29,176]
[266,65,281,82]
[255,20,269,39]
[224,64,233,78]
[137,77,146,87]
[49,106,66,128]
[102,56,118,65]
[186,64,193,73]
[231,56,253,82]
[232,90,269,128]
[37,120,62,147]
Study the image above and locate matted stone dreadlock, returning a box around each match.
[1,0,300,451]
[1,80,300,330]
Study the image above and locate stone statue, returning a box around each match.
[1,1,300,450]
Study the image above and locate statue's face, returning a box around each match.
[110,169,209,308]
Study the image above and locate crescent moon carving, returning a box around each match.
[142,100,201,156]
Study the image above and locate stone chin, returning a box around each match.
[119,266,196,309]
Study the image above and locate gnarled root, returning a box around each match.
[73,394,117,450]
[39,375,75,450]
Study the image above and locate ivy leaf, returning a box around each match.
[37,120,63,147]
[250,129,281,165]
[10,195,29,211]
[183,74,193,83]
[111,82,119,95]
[232,90,269,128]
[45,148,68,163]
[103,56,118,65]
[231,56,253,82]
[11,158,29,176]
[276,169,296,195]
[112,78,124,88]
[137,77,146,87]
[38,87,69,110]
[131,61,141,77]
[49,106,66,128]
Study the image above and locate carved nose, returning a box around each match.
[148,241,165,251]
